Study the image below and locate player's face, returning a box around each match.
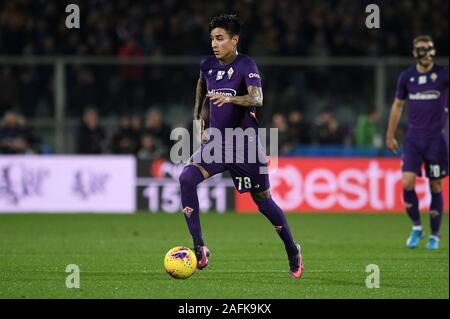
[413,40,436,67]
[210,28,238,60]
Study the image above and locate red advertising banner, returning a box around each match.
[235,158,449,213]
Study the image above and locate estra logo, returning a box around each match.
[236,158,449,213]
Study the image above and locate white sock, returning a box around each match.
[412,225,423,231]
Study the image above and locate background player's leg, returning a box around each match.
[402,172,424,248]
[402,172,421,226]
[251,191,298,256]
[424,136,448,249]
[429,179,443,237]
[179,164,207,247]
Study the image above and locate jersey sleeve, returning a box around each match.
[395,71,408,100]
[243,58,262,88]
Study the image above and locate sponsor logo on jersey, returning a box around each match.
[216,70,225,81]
[418,75,427,85]
[409,90,440,100]
[248,73,260,79]
[208,88,237,96]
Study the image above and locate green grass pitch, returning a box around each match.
[0,212,448,299]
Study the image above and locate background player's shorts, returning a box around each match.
[402,131,449,179]
[188,140,270,193]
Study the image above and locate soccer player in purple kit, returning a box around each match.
[178,14,304,278]
[386,35,449,250]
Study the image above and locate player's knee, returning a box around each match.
[430,180,442,193]
[402,179,415,191]
[251,190,271,202]
[179,166,201,190]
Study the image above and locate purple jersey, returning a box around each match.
[200,53,262,137]
[192,54,270,193]
[395,64,449,137]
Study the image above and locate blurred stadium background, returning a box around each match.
[0,0,449,297]
[0,0,448,155]
[1,0,448,214]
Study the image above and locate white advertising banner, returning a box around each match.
[0,156,136,213]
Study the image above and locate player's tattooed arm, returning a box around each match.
[193,79,207,120]
[193,78,208,143]
[386,98,405,154]
[207,85,263,107]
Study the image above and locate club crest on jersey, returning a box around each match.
[208,69,213,75]
[227,67,234,79]
[216,70,225,81]
[183,206,194,218]
[431,72,438,82]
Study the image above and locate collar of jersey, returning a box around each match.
[217,52,240,67]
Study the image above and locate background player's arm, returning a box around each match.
[386,98,406,154]
[207,85,263,107]
[193,78,208,143]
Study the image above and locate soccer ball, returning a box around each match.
[164,246,197,279]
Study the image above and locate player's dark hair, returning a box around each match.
[209,14,241,36]
[413,35,433,47]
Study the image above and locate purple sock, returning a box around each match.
[254,196,298,256]
[403,189,421,226]
[179,165,205,247]
[430,192,443,237]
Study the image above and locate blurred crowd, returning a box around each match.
[0,0,443,155]
[270,107,393,154]
[0,105,407,156]
[76,107,171,159]
[75,106,392,158]
[0,111,40,154]
[1,105,397,157]
[1,0,448,57]
[1,0,448,118]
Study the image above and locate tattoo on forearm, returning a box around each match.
[194,79,207,119]
[232,85,263,107]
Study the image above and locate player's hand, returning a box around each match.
[206,93,231,107]
[386,136,399,154]
[195,118,208,144]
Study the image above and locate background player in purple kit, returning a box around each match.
[386,35,449,250]
[178,14,303,278]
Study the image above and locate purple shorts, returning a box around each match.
[402,131,449,179]
[189,141,270,193]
